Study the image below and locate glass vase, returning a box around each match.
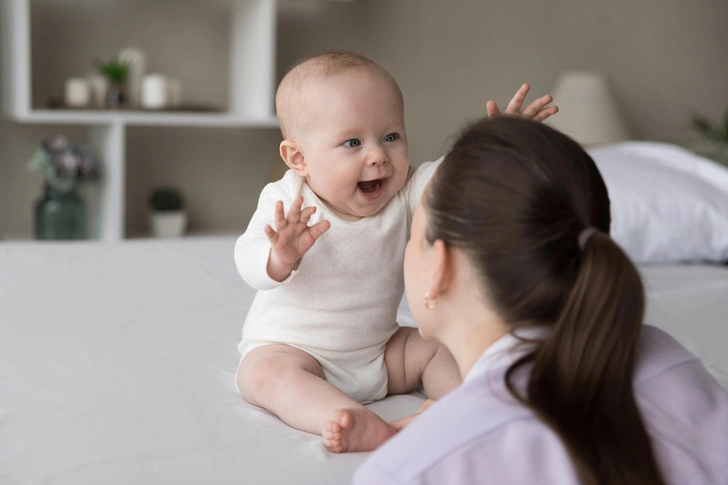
[34,183,86,240]
[105,81,126,108]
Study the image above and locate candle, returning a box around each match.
[142,74,168,110]
[65,78,91,108]
[167,78,183,108]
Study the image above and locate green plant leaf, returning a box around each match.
[150,187,184,212]
[94,57,130,83]
[691,113,720,140]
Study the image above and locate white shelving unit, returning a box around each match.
[1,0,279,241]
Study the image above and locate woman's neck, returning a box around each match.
[435,248,510,380]
[455,329,507,379]
[442,315,509,380]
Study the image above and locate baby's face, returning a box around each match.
[296,70,409,220]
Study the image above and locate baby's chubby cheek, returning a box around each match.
[307,168,356,198]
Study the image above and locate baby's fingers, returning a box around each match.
[299,206,317,225]
[264,224,279,245]
[486,100,501,117]
[521,94,553,118]
[309,219,331,241]
[286,195,304,224]
[273,200,286,231]
[505,83,530,114]
[533,105,559,122]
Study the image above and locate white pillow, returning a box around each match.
[587,142,728,264]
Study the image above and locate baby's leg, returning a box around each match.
[384,327,462,399]
[237,344,395,452]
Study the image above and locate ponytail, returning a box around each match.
[506,233,667,485]
[425,116,668,484]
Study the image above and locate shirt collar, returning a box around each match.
[463,326,549,384]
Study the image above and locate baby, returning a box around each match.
[234,51,556,453]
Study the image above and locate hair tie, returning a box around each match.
[578,227,599,250]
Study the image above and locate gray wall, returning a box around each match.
[279,0,728,165]
[2,0,728,238]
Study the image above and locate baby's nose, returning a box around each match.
[368,146,389,165]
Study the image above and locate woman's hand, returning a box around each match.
[265,195,331,281]
[486,83,558,122]
[390,398,436,431]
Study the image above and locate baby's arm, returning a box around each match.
[234,184,329,290]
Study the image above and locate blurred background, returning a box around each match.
[1,0,727,241]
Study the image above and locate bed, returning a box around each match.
[1,236,727,485]
[0,238,424,485]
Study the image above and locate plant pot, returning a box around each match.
[150,211,187,238]
[106,81,127,108]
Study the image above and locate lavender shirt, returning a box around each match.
[354,325,728,485]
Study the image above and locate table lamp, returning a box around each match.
[547,71,632,146]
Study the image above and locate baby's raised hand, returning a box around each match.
[264,195,331,281]
[486,83,558,122]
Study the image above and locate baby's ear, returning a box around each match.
[279,140,307,177]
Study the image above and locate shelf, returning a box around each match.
[1,0,279,242]
[0,230,241,243]
[126,229,242,240]
[13,110,280,128]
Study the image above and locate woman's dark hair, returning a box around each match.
[424,116,666,485]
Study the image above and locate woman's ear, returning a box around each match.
[427,239,450,300]
[280,140,308,177]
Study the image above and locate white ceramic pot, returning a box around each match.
[142,74,169,110]
[150,211,187,238]
[65,78,91,107]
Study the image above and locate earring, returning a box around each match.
[424,292,438,310]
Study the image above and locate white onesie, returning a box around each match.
[234,159,441,404]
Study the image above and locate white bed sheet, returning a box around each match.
[1,237,726,485]
[0,238,423,485]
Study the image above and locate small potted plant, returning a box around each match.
[679,109,728,168]
[95,57,130,108]
[149,187,187,238]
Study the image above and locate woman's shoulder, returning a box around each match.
[635,326,728,482]
[635,325,698,377]
[355,371,577,485]
[632,324,724,390]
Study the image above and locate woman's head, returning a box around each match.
[405,116,665,485]
[405,116,612,341]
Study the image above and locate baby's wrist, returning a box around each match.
[267,250,297,282]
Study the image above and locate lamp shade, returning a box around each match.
[547,71,631,146]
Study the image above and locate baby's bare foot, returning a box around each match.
[323,408,396,453]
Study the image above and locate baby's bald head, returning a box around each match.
[276,51,402,140]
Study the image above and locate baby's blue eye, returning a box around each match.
[344,139,361,148]
[384,133,398,142]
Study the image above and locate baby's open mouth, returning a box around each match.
[357,179,383,195]
[357,178,387,201]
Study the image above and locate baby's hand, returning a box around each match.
[265,195,331,281]
[486,83,558,122]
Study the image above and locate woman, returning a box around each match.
[354,117,728,484]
